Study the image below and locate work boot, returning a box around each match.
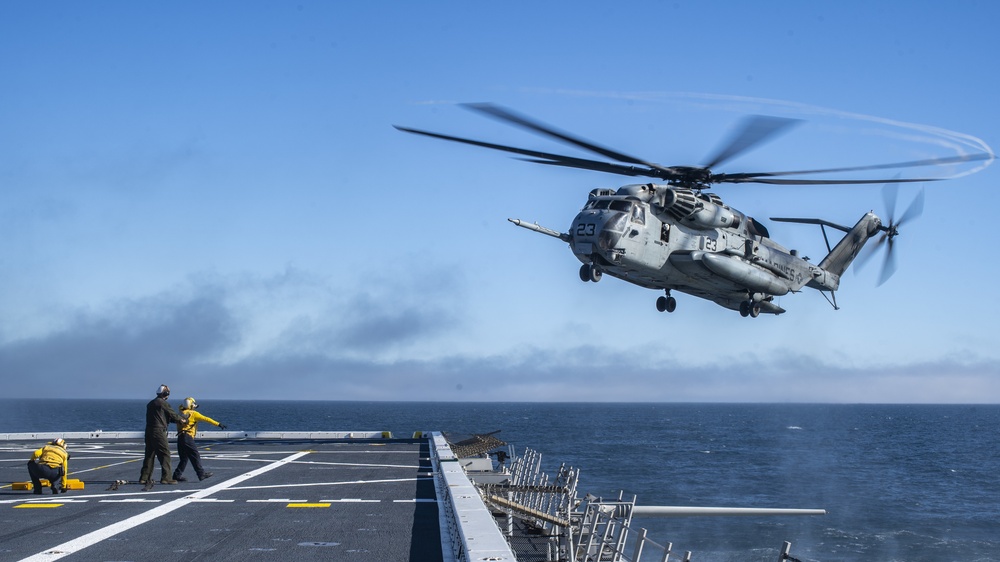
[50,487,60,495]
[174,475,187,482]
[160,479,178,485]
[199,472,213,481]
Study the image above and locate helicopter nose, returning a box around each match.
[588,212,627,252]
[597,227,622,253]
[572,211,623,256]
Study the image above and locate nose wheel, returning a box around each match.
[656,292,677,313]
[579,264,603,282]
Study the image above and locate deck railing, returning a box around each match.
[479,446,805,562]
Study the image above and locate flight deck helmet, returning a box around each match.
[183,397,198,410]
[52,438,66,448]
[156,384,170,397]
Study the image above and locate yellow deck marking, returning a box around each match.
[286,502,330,508]
[15,504,63,509]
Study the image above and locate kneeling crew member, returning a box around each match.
[28,438,70,495]
[173,397,227,482]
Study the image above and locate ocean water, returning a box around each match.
[2,400,998,562]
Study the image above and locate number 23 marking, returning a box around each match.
[576,223,596,236]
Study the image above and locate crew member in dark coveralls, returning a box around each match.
[139,384,187,485]
[27,438,70,494]
[172,396,227,482]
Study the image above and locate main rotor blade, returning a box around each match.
[521,156,669,178]
[720,152,994,180]
[462,103,674,174]
[733,176,938,185]
[702,115,801,169]
[394,125,621,169]
[394,125,673,179]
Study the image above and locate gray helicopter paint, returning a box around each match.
[514,183,881,316]
[397,104,959,317]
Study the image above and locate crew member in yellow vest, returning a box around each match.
[173,397,227,482]
[28,438,70,495]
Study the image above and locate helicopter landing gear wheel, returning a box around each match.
[579,264,602,282]
[656,295,677,313]
[740,300,761,318]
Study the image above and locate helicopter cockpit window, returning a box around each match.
[609,200,633,213]
[585,199,612,210]
[630,205,645,225]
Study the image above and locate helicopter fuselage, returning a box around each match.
[520,183,883,316]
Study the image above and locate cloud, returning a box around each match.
[0,288,239,396]
[0,268,467,399]
[1,271,998,403]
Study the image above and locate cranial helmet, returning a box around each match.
[183,397,198,410]
[53,438,66,448]
[156,384,170,397]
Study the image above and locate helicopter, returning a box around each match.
[395,104,991,317]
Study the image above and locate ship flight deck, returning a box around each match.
[0,431,512,562]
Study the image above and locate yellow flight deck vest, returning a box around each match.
[32,444,69,469]
[176,409,221,438]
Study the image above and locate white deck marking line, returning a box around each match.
[65,458,141,477]
[21,499,89,504]
[99,499,162,503]
[196,456,302,465]
[20,450,309,561]
[227,476,432,491]
[246,499,306,503]
[321,498,380,503]
[1,489,189,504]
[289,460,421,469]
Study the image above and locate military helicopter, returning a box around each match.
[395,104,991,317]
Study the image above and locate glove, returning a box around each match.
[219,424,227,430]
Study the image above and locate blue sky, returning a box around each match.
[2,2,997,402]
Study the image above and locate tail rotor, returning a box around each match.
[855,183,924,286]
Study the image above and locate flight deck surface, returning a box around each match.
[1,434,448,561]
[3,431,817,562]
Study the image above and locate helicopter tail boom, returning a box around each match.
[816,212,882,282]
